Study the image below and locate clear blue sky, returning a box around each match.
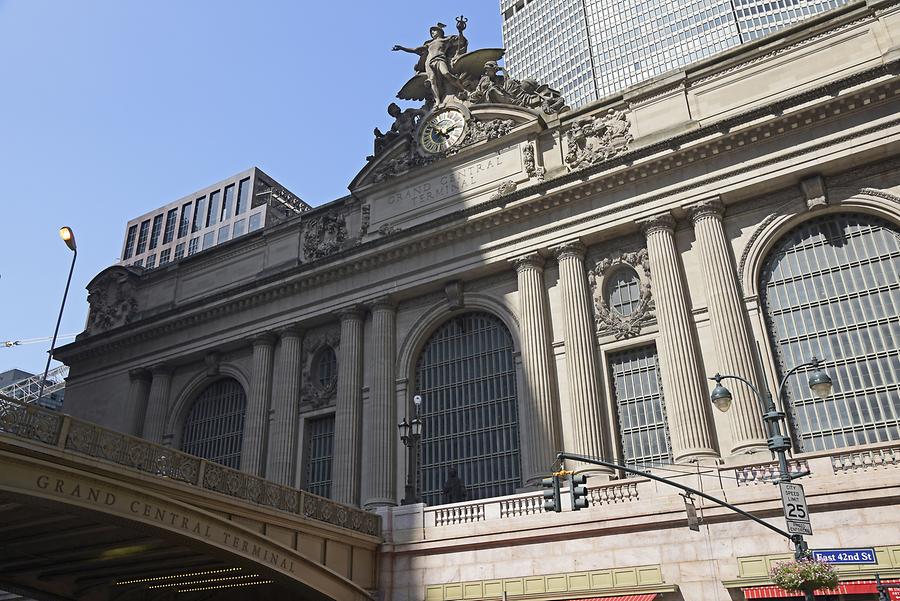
[0,0,502,375]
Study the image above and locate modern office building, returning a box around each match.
[3,2,897,600]
[501,0,852,106]
[119,167,310,270]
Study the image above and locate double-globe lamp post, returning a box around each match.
[398,394,423,505]
[37,227,78,403]
[708,357,833,565]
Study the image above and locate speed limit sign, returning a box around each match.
[779,482,812,535]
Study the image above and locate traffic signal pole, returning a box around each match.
[555,452,807,556]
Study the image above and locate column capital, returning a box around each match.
[251,332,277,347]
[129,368,151,382]
[369,296,397,312]
[686,197,725,223]
[510,251,545,272]
[149,363,173,376]
[337,305,366,321]
[638,212,676,236]
[551,240,587,261]
[275,325,303,339]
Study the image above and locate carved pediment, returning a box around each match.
[85,266,142,335]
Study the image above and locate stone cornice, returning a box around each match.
[56,63,900,364]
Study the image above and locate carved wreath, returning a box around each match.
[587,249,654,339]
[300,330,340,409]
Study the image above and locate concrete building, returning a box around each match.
[40,2,900,600]
[501,0,852,107]
[119,167,310,270]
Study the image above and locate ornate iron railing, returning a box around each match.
[0,394,380,537]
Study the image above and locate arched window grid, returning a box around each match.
[414,312,521,506]
[606,267,643,316]
[760,213,900,452]
[181,378,246,469]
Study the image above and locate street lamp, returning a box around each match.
[399,394,423,505]
[37,227,78,404]
[709,357,833,567]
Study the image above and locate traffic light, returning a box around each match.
[570,474,589,510]
[542,475,561,513]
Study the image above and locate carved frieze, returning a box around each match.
[303,214,348,261]
[587,248,654,339]
[85,267,140,335]
[565,109,634,172]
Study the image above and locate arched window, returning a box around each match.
[414,312,520,505]
[181,378,246,469]
[760,213,900,452]
[606,267,643,315]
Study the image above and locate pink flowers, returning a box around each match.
[771,558,840,592]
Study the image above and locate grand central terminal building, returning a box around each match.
[4,2,898,600]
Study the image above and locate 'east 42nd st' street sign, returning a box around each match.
[812,548,878,564]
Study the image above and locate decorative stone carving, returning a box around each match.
[451,117,516,151]
[370,103,427,160]
[466,61,568,114]
[444,280,464,310]
[300,328,341,410]
[203,352,220,376]
[490,179,518,200]
[303,213,348,260]
[565,109,634,172]
[359,204,371,238]
[86,266,140,335]
[800,174,828,210]
[523,143,545,181]
[587,248,654,339]
[377,222,401,236]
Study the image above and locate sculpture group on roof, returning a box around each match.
[370,16,569,161]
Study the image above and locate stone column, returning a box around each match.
[363,299,397,508]
[127,368,152,437]
[142,365,172,444]
[553,241,611,472]
[689,199,767,454]
[511,253,562,485]
[241,332,275,476]
[266,326,303,485]
[640,213,718,462]
[332,307,364,506]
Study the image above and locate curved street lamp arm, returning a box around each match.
[775,358,821,405]
[556,452,794,542]
[710,372,770,413]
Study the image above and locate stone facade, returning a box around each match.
[55,3,900,600]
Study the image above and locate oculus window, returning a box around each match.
[415,312,520,505]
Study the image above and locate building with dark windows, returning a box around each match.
[40,3,900,600]
[119,167,310,269]
[501,0,852,107]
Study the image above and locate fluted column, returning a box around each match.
[127,368,152,436]
[511,252,562,485]
[241,332,275,476]
[142,365,172,443]
[266,326,303,485]
[332,307,364,506]
[363,299,397,508]
[640,213,718,462]
[553,241,611,472]
[689,199,767,454]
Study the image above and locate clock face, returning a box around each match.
[419,108,467,154]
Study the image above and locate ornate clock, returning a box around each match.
[418,107,467,154]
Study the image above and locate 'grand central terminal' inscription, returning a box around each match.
[370,143,525,228]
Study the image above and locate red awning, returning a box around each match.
[742,579,900,599]
[570,595,658,601]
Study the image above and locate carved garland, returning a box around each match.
[300,329,340,410]
[303,213,348,261]
[587,249,654,339]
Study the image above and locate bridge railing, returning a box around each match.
[0,394,380,537]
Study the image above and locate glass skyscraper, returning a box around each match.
[501,0,851,108]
